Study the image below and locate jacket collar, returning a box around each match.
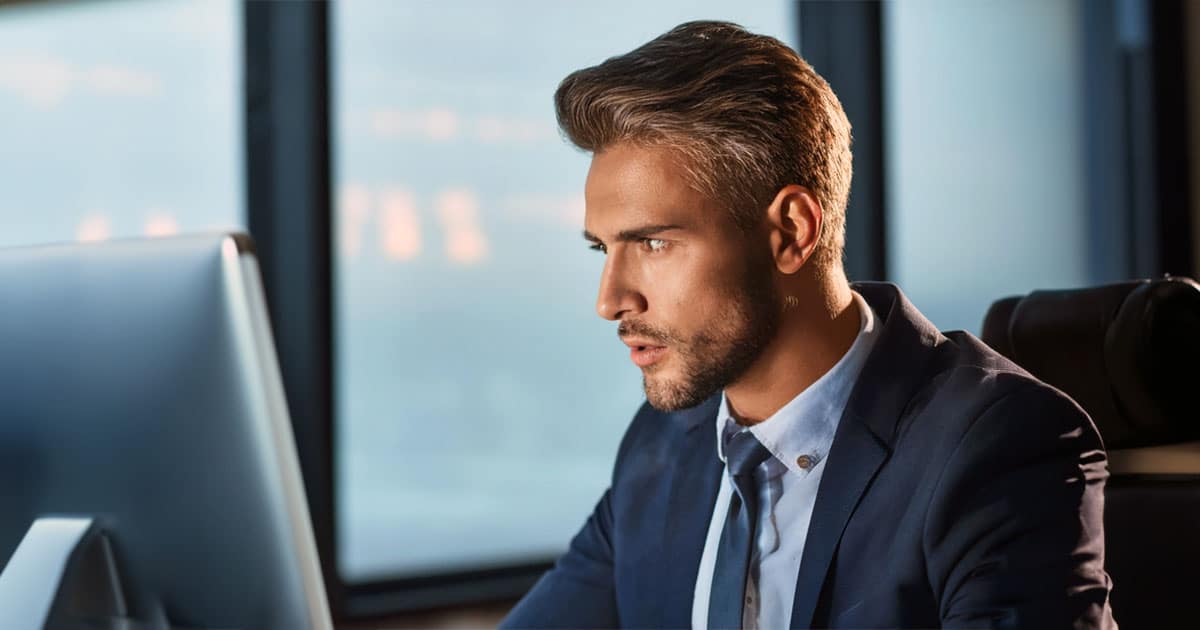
[842,281,947,446]
[789,281,947,628]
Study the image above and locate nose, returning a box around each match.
[595,252,647,321]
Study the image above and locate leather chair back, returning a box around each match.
[981,276,1200,628]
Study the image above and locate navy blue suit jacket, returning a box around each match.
[503,282,1115,629]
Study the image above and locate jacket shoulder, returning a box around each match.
[904,330,1094,440]
[611,396,718,482]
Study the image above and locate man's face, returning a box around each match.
[583,142,781,411]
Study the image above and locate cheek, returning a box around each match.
[647,256,738,318]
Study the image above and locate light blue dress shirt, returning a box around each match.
[691,291,881,629]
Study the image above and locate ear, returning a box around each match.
[764,184,823,275]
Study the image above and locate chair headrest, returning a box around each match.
[981,276,1200,449]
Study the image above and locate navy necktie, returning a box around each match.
[707,429,773,630]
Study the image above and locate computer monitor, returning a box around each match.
[0,233,332,629]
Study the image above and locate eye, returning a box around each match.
[588,242,607,254]
[641,238,668,253]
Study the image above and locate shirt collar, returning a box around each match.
[715,290,880,478]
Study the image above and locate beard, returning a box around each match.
[619,252,781,412]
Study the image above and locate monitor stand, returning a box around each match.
[0,516,132,629]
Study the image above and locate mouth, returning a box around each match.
[622,338,669,368]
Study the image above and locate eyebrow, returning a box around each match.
[582,224,685,244]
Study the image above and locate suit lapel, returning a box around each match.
[788,411,887,628]
[789,282,947,628]
[657,395,723,629]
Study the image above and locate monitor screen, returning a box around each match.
[0,233,331,629]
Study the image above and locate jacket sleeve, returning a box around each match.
[925,383,1117,629]
[501,404,655,629]
[499,488,620,629]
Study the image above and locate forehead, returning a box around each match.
[584,143,717,233]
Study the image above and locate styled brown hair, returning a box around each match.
[555,20,853,276]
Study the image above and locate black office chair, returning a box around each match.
[981,276,1200,628]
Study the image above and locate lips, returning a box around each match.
[622,337,668,368]
[630,345,668,368]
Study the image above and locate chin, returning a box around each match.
[643,373,714,412]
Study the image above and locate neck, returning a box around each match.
[724,272,859,425]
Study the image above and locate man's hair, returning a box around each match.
[555,20,853,276]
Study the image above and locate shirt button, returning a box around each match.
[745,594,753,605]
[796,454,814,469]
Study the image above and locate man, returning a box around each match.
[503,21,1115,629]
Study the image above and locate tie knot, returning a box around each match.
[724,429,772,478]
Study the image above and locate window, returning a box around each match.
[883,0,1094,333]
[332,0,797,583]
[0,0,242,248]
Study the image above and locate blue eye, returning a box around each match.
[642,238,668,253]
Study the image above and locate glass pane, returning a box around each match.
[883,0,1091,333]
[0,0,243,247]
[333,1,796,581]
